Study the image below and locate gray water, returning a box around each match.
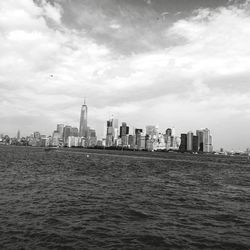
[0,146,250,249]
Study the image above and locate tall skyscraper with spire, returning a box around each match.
[79,98,88,138]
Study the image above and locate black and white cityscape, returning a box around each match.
[0,99,214,153]
[1,0,250,249]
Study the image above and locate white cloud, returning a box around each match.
[42,1,62,24]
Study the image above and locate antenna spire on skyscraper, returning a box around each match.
[84,97,86,105]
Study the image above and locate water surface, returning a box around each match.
[0,146,250,249]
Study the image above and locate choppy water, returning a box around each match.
[0,145,250,249]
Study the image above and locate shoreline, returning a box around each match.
[1,144,249,166]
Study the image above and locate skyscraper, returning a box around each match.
[106,117,118,147]
[57,124,64,139]
[72,127,79,137]
[192,136,198,152]
[79,99,88,138]
[187,131,193,151]
[203,128,212,153]
[166,128,172,137]
[146,125,158,139]
[179,133,187,152]
[52,130,60,146]
[196,129,204,152]
[63,125,72,144]
[120,122,129,146]
[87,128,97,147]
[196,128,213,153]
[17,130,20,141]
[135,128,143,146]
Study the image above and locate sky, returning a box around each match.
[1,0,250,150]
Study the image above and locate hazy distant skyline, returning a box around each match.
[1,0,250,150]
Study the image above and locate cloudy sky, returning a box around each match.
[1,0,250,150]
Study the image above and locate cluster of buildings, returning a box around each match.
[102,117,213,152]
[179,129,213,153]
[0,100,213,153]
[50,99,97,147]
[104,118,180,151]
[30,99,97,148]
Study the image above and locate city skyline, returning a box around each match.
[0,107,214,153]
[0,99,214,152]
[0,99,240,152]
[1,0,250,151]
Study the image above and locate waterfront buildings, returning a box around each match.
[180,134,187,152]
[187,131,193,151]
[52,130,60,146]
[3,100,213,152]
[72,127,79,137]
[120,122,129,146]
[193,136,198,152]
[87,128,97,147]
[106,117,119,147]
[63,125,72,145]
[57,124,64,139]
[203,128,212,152]
[67,136,81,148]
[79,99,88,138]
[146,125,158,139]
[17,130,20,141]
[196,129,204,151]
[196,128,213,153]
[166,128,172,137]
[34,131,41,140]
[179,128,213,153]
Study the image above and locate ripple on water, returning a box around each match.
[0,146,250,249]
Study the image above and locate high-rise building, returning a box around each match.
[120,122,129,146]
[34,131,40,140]
[120,122,129,137]
[146,125,158,139]
[63,126,72,144]
[72,127,79,137]
[196,130,204,152]
[164,134,171,150]
[179,133,187,152]
[171,127,176,137]
[187,131,193,151]
[166,128,172,137]
[138,134,146,150]
[192,136,198,152]
[164,128,172,150]
[196,128,213,152]
[106,117,118,147]
[52,130,60,146]
[57,124,64,139]
[88,128,97,147]
[79,99,88,138]
[203,128,212,153]
[106,120,113,147]
[128,135,136,149]
[135,129,143,146]
[17,130,20,141]
[67,136,81,148]
[157,133,166,150]
[209,135,213,152]
[113,118,119,142]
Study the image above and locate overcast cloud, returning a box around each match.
[1,0,250,150]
